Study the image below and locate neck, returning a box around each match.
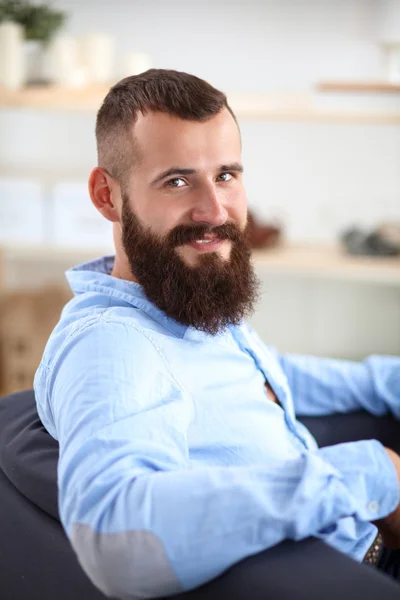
[111,251,138,283]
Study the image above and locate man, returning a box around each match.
[34,69,400,599]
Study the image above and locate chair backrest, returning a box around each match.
[0,389,59,519]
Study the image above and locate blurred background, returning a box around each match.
[0,0,399,396]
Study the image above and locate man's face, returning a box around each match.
[126,108,248,264]
[120,109,259,334]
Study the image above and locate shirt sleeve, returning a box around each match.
[36,315,400,600]
[277,352,400,418]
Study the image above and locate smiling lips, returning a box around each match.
[187,233,226,253]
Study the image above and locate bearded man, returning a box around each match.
[34,69,400,599]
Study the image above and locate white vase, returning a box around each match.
[45,35,87,87]
[0,21,25,89]
[387,44,400,84]
[79,33,114,85]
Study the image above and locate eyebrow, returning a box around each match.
[150,162,244,187]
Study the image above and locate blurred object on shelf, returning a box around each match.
[45,35,85,87]
[247,210,282,250]
[0,285,71,396]
[0,178,45,245]
[0,21,24,89]
[381,42,400,84]
[119,52,152,78]
[377,0,400,82]
[377,222,400,250]
[341,223,400,257]
[0,0,66,43]
[79,32,114,85]
[0,0,67,85]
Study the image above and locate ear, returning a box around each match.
[88,167,121,223]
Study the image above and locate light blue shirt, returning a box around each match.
[34,255,400,599]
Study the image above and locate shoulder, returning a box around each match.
[42,309,167,372]
[36,309,179,414]
[35,310,186,437]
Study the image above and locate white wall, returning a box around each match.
[41,0,400,89]
[248,272,400,359]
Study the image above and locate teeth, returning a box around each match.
[196,239,213,244]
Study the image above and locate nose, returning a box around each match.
[190,186,228,227]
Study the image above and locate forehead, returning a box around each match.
[132,109,241,171]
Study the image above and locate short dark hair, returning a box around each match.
[95,69,237,188]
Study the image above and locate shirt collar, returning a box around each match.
[66,256,241,342]
[66,255,189,338]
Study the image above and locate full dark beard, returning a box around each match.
[121,195,259,335]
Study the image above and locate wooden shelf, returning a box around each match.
[317,81,400,94]
[1,243,399,288]
[0,244,107,262]
[1,86,400,123]
[0,85,108,111]
[252,243,400,286]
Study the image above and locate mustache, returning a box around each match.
[167,222,244,248]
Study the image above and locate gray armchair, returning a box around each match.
[1,389,400,600]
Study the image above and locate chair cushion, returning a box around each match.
[0,389,59,519]
[0,466,107,599]
[300,411,400,454]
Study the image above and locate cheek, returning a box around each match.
[154,209,183,236]
[228,189,248,229]
[134,195,179,235]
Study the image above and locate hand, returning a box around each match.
[372,447,400,549]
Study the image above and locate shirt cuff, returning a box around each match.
[319,439,400,521]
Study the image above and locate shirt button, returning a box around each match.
[367,500,380,514]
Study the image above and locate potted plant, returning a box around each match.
[0,1,66,83]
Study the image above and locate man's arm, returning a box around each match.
[279,352,400,418]
[246,324,400,418]
[36,316,400,600]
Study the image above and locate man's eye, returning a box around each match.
[217,172,233,182]
[167,178,185,187]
